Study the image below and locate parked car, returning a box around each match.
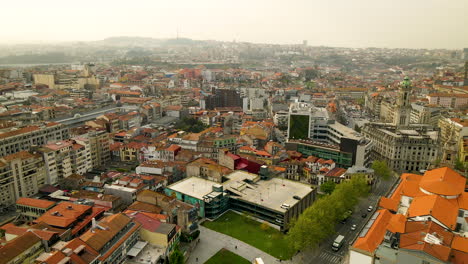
[367,205,373,212]
[361,213,368,218]
[351,224,357,231]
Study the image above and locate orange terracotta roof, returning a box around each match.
[450,249,468,264]
[387,214,406,234]
[408,195,458,229]
[166,144,181,152]
[457,192,468,210]
[71,206,107,235]
[378,197,399,212]
[400,234,451,261]
[398,173,425,198]
[353,209,392,253]
[0,231,41,264]
[255,150,272,157]
[319,167,329,173]
[239,146,255,152]
[452,236,468,253]
[400,221,454,262]
[325,167,347,177]
[35,202,91,228]
[80,213,140,259]
[16,197,55,209]
[272,166,286,172]
[0,125,40,139]
[420,167,465,196]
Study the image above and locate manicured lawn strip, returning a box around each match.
[202,211,294,260]
[204,248,250,264]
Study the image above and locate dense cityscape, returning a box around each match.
[1,4,468,264]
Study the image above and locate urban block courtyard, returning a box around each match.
[202,211,295,260]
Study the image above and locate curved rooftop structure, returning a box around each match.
[419,167,465,197]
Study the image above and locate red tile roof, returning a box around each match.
[353,209,393,252]
[166,144,181,152]
[378,197,399,212]
[408,195,458,230]
[0,231,41,264]
[16,197,55,209]
[420,167,466,196]
[34,202,92,228]
[401,221,454,262]
[131,212,163,232]
[452,236,468,253]
[0,125,39,139]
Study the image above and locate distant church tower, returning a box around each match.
[393,76,412,127]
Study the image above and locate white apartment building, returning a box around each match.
[39,141,73,185]
[70,141,92,175]
[74,130,110,169]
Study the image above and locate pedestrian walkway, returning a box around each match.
[187,226,291,264]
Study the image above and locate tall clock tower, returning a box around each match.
[393,76,412,127]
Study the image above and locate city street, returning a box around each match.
[294,175,398,264]
[187,176,398,264]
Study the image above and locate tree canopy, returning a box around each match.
[372,160,391,180]
[320,181,336,195]
[169,246,185,264]
[175,117,208,133]
[455,158,468,175]
[302,68,319,81]
[286,176,369,251]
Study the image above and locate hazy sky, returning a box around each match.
[2,0,467,49]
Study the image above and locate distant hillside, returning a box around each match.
[0,52,78,64]
[98,36,163,46]
[96,36,200,47]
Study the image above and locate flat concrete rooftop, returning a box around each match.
[167,170,314,213]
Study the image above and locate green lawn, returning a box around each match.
[204,248,250,264]
[202,211,294,260]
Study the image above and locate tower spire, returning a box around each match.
[393,76,412,127]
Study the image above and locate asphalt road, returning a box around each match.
[299,176,398,264]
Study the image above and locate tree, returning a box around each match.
[278,74,292,87]
[303,68,319,81]
[169,246,184,264]
[174,117,208,133]
[357,97,365,106]
[304,81,315,90]
[287,175,369,251]
[320,181,336,195]
[455,158,468,174]
[372,160,391,180]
